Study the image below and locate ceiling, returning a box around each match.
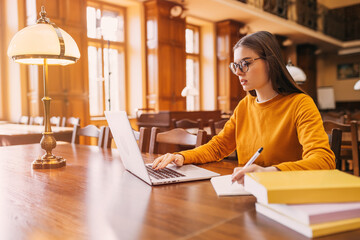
[179,0,360,53]
[102,0,360,53]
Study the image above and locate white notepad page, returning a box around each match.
[210,175,251,196]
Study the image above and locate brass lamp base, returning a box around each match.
[32,131,66,169]
[32,155,66,169]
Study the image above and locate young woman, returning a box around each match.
[152,31,335,184]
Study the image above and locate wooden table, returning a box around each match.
[0,124,73,146]
[0,143,359,240]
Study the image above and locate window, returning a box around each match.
[185,24,200,111]
[87,2,126,116]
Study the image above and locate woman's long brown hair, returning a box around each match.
[233,31,304,96]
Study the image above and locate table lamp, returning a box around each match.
[7,6,80,169]
[286,59,307,84]
[354,80,360,90]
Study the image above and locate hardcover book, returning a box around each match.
[244,170,360,204]
[259,202,360,225]
[256,202,360,238]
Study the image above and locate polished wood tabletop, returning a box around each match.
[0,124,73,146]
[0,143,359,240]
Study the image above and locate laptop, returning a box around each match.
[105,111,220,185]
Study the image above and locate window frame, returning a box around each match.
[87,1,126,117]
[185,24,201,111]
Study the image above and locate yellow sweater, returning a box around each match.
[180,93,335,171]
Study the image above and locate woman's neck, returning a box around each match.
[255,88,278,103]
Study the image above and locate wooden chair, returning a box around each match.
[18,116,29,125]
[171,118,203,129]
[350,121,360,176]
[135,127,151,153]
[62,117,80,127]
[323,120,359,175]
[29,116,44,125]
[209,119,229,137]
[50,116,61,127]
[328,128,342,170]
[71,124,106,147]
[149,127,207,154]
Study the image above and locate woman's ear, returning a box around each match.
[265,60,271,81]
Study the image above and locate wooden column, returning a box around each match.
[144,0,186,111]
[27,0,89,125]
[297,44,317,101]
[216,20,246,112]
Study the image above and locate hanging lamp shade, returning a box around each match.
[7,7,80,66]
[286,59,307,84]
[354,80,360,90]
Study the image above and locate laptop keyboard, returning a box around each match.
[146,165,185,179]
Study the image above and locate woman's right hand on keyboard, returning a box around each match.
[152,153,184,170]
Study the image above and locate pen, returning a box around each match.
[231,147,263,184]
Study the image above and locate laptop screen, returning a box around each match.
[105,111,152,185]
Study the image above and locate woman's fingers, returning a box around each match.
[152,154,166,169]
[173,154,184,166]
[156,153,175,170]
[232,164,261,184]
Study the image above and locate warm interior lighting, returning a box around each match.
[286,59,307,84]
[7,6,80,169]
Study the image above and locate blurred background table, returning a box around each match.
[0,123,73,146]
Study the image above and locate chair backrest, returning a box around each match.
[149,127,207,154]
[328,128,342,170]
[18,116,29,125]
[350,121,360,176]
[172,118,204,129]
[62,117,80,127]
[50,116,61,127]
[209,119,228,137]
[71,124,105,147]
[323,120,359,176]
[29,116,44,125]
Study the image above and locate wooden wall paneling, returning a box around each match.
[63,0,83,27]
[144,0,186,111]
[216,20,246,113]
[158,44,172,109]
[37,0,61,20]
[47,65,64,93]
[66,98,87,120]
[297,44,317,101]
[50,98,65,117]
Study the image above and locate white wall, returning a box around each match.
[317,52,360,102]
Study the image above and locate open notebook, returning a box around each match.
[210,175,251,196]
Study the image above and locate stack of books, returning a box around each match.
[244,170,360,238]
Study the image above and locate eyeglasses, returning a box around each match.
[229,57,262,74]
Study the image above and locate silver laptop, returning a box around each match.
[105,111,220,185]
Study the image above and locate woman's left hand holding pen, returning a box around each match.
[231,165,279,184]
